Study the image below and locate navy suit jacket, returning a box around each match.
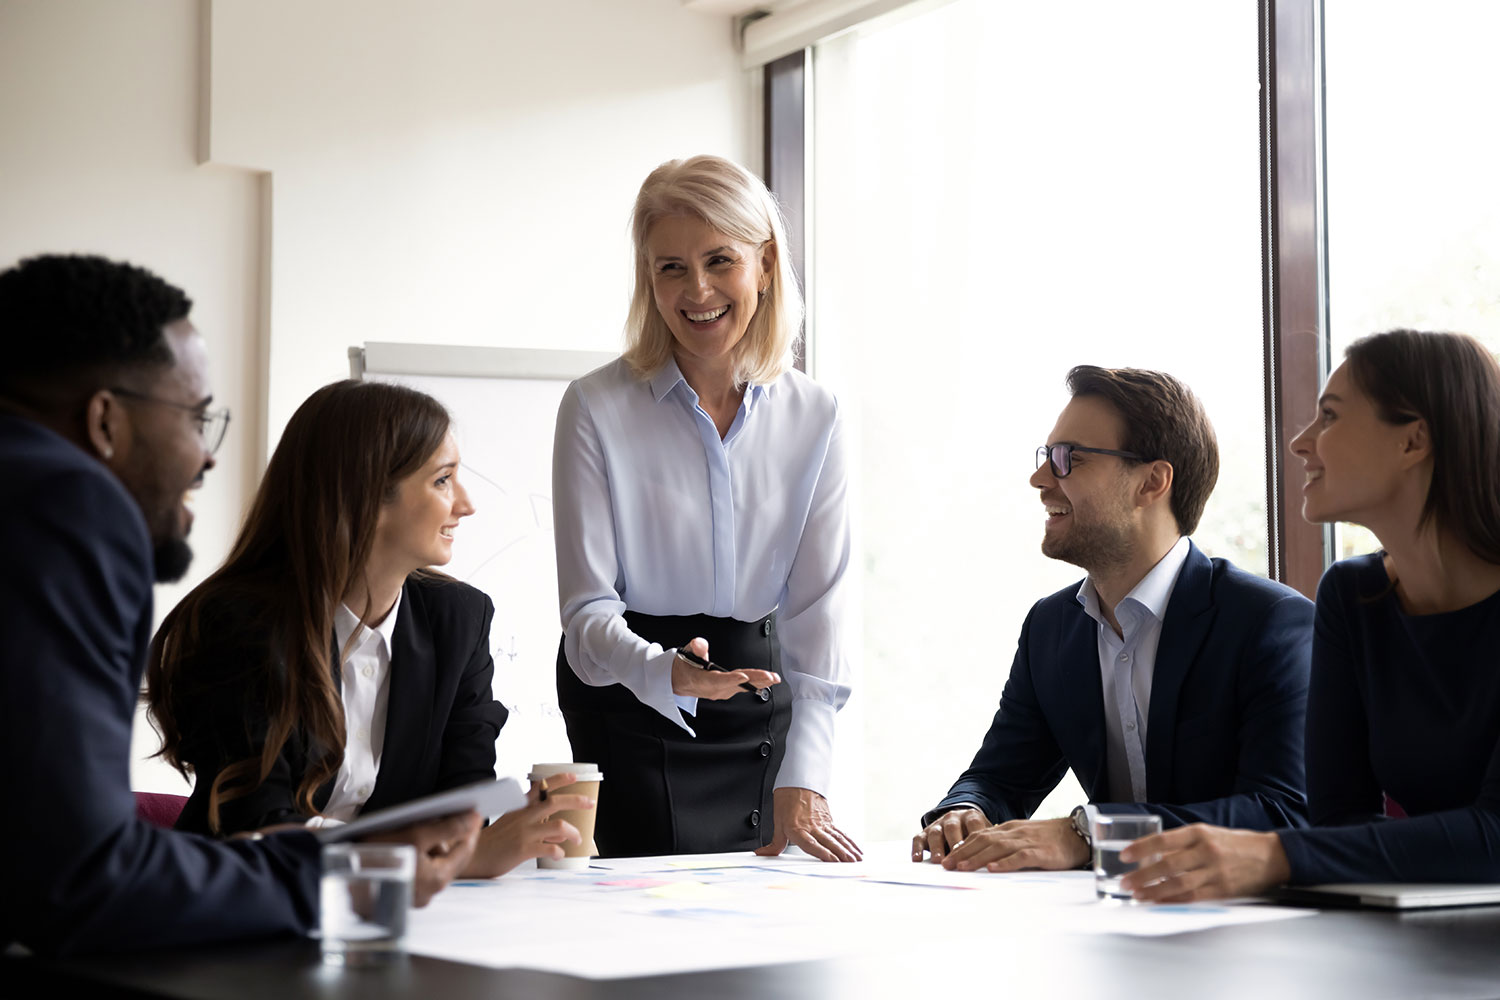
[0,415,319,956]
[925,543,1313,831]
[172,575,507,835]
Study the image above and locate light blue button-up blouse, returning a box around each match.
[552,356,851,796]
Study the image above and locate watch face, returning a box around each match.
[1071,808,1091,845]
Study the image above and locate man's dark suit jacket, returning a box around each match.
[172,575,507,835]
[924,542,1313,830]
[0,415,319,956]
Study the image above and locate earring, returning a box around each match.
[101,445,114,460]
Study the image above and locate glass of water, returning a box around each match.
[1090,813,1162,901]
[320,843,416,966]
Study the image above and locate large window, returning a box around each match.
[807,0,1265,839]
[1324,0,1500,560]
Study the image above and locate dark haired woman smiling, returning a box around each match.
[148,380,589,877]
[1119,330,1500,900]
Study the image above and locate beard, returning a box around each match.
[1041,506,1135,576]
[120,454,205,584]
[152,536,194,583]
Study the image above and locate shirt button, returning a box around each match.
[358,785,371,798]
[362,665,375,679]
[357,728,370,742]
[749,809,761,828]
[758,740,772,758]
[1119,653,1129,662]
[1125,722,1136,732]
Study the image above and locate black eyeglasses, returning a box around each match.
[1036,443,1144,478]
[109,386,231,455]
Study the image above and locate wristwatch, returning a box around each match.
[1069,805,1093,851]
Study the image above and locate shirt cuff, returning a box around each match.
[773,698,837,796]
[921,801,988,828]
[642,647,695,735]
[1276,828,1314,884]
[303,816,344,830]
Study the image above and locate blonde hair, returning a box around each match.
[622,155,802,386]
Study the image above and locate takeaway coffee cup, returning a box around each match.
[528,762,602,869]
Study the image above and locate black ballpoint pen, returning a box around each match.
[676,647,759,694]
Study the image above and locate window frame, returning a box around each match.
[763,0,1332,595]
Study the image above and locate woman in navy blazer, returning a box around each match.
[148,380,590,877]
[1121,330,1500,899]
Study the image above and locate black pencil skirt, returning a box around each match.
[555,610,791,857]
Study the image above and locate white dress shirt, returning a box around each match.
[306,592,402,827]
[552,356,852,797]
[1076,535,1192,804]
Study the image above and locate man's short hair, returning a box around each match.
[0,254,191,401]
[1065,365,1220,534]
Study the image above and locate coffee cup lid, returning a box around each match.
[527,763,603,782]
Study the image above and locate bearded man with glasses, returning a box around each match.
[913,366,1314,874]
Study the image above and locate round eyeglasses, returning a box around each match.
[109,386,232,454]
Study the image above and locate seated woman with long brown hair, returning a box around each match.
[147,379,589,876]
[1117,329,1500,899]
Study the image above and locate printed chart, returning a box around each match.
[404,842,1313,979]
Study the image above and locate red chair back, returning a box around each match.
[135,791,188,829]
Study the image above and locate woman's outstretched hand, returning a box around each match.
[670,637,781,700]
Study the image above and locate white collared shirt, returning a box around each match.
[552,356,852,797]
[306,592,402,827]
[1076,535,1192,804]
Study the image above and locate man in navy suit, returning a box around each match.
[0,254,481,955]
[913,366,1312,872]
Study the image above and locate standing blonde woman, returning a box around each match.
[552,155,859,860]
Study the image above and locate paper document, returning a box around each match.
[404,842,1313,979]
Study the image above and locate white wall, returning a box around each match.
[0,0,266,625]
[1,0,757,793]
[204,0,758,446]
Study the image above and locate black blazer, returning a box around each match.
[925,543,1314,831]
[174,574,508,835]
[0,415,319,956]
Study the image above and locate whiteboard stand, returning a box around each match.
[350,342,615,788]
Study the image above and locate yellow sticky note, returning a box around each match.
[646,881,727,901]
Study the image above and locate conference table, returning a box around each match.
[11,846,1500,999]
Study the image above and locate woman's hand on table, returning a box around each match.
[462,774,592,878]
[670,637,781,700]
[1119,823,1291,902]
[755,787,863,862]
[375,810,483,907]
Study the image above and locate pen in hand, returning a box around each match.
[677,647,759,694]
